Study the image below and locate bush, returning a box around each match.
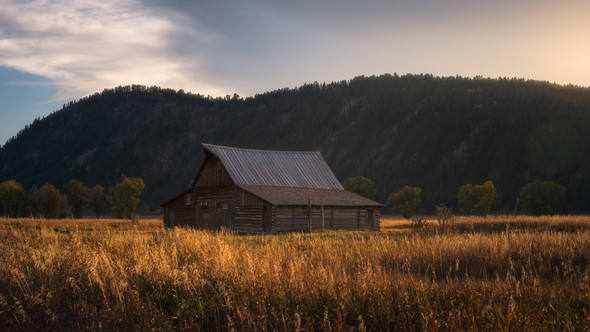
[409,215,427,232]
[519,180,565,216]
[435,204,455,232]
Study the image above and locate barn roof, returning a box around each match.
[202,144,344,190]
[238,185,384,207]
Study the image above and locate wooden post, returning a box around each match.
[321,206,325,231]
[308,198,312,232]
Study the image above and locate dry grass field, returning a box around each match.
[1,216,590,330]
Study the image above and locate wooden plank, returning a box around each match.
[308,198,311,232]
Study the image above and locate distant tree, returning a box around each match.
[39,184,67,219]
[58,193,67,219]
[342,176,376,199]
[388,186,422,218]
[519,180,565,216]
[108,178,145,219]
[458,180,499,216]
[88,185,107,219]
[0,180,26,218]
[26,186,42,218]
[64,180,90,218]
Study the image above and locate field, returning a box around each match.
[1,216,590,330]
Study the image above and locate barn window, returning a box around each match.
[184,193,191,205]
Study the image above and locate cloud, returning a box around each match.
[1,0,590,105]
[0,0,225,100]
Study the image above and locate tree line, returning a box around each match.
[2,74,590,212]
[0,178,144,220]
[343,176,566,217]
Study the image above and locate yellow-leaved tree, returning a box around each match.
[107,178,145,220]
[457,180,499,216]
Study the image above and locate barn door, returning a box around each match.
[215,201,230,230]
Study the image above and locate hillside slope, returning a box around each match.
[2,75,590,213]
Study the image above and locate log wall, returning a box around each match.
[274,206,380,232]
[174,206,197,226]
[234,206,263,233]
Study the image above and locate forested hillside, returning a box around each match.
[2,74,590,213]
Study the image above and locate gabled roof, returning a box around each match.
[202,144,344,190]
[160,187,192,206]
[238,185,384,207]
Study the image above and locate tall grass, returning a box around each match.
[1,217,589,330]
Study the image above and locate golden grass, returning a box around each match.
[1,216,590,330]
[381,214,590,233]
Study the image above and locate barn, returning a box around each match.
[161,144,383,233]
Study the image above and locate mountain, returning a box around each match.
[2,74,590,214]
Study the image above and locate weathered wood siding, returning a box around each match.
[192,158,237,230]
[274,206,381,232]
[235,187,267,206]
[233,206,263,233]
[164,192,195,227]
[174,206,197,226]
[195,156,234,187]
[232,188,273,233]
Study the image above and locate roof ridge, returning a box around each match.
[202,143,320,154]
[237,184,345,190]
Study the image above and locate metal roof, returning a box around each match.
[238,185,384,207]
[202,144,344,190]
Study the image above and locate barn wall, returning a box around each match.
[234,206,263,233]
[165,173,382,232]
[174,206,197,226]
[235,188,268,206]
[163,193,195,227]
[274,206,381,232]
[195,156,234,187]
[232,188,272,233]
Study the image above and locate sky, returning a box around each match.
[1,0,590,145]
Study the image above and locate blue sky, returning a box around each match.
[1,0,590,145]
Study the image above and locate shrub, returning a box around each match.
[435,204,455,232]
[409,215,427,232]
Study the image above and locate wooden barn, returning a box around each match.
[161,144,383,233]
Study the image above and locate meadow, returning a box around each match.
[1,216,590,330]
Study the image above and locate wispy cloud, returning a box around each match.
[0,0,225,100]
[1,0,590,105]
